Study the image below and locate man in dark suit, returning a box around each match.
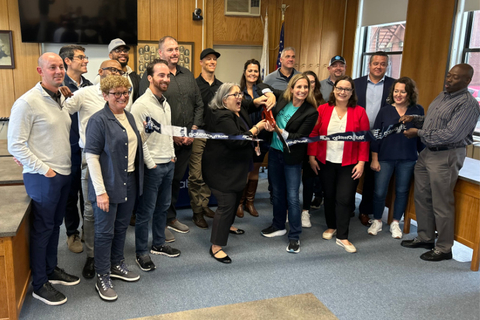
[353,51,395,226]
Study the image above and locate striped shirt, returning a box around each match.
[414,88,480,148]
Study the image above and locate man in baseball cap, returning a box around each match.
[104,38,140,111]
[319,55,346,99]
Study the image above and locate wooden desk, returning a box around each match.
[0,185,31,320]
[403,157,480,271]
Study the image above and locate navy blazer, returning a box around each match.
[202,106,254,193]
[354,75,395,110]
[85,103,144,203]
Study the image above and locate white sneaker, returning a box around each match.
[368,220,382,235]
[390,221,402,239]
[301,210,311,228]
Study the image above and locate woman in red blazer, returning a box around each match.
[308,75,370,253]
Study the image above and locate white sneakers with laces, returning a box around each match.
[301,210,311,228]
[390,221,403,239]
[368,219,382,235]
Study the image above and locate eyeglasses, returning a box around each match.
[225,92,244,99]
[72,55,88,61]
[108,91,130,98]
[335,87,353,93]
[102,67,125,75]
[114,48,129,54]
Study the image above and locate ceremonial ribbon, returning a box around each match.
[145,117,407,145]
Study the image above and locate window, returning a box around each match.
[360,22,405,78]
[462,11,480,135]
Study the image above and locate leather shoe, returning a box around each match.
[420,249,452,261]
[401,238,434,249]
[82,257,95,279]
[203,207,215,218]
[359,213,371,226]
[192,213,208,229]
[209,247,231,264]
[229,228,245,235]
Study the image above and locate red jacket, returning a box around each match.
[307,103,370,166]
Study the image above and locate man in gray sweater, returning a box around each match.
[8,52,80,306]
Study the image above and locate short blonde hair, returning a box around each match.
[100,75,131,94]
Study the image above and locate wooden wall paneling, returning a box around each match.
[0,0,15,118]
[401,0,456,110]
[205,0,214,48]
[267,0,280,72]
[343,0,359,77]
[7,0,41,107]
[299,0,324,75]
[281,0,304,71]
[212,0,264,45]
[138,0,151,41]
[178,0,204,74]
[317,0,347,81]
[150,0,178,41]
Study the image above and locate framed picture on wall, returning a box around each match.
[0,31,14,69]
[135,41,194,78]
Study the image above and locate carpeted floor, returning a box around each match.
[18,171,480,320]
[130,293,338,320]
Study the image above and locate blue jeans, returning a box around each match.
[268,148,303,240]
[24,172,71,291]
[135,162,174,256]
[372,160,416,221]
[93,173,137,275]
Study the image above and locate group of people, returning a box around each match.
[7,35,479,306]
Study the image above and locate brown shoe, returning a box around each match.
[203,206,216,218]
[236,184,247,218]
[244,179,259,217]
[192,212,208,229]
[359,213,371,226]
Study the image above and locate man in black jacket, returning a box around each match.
[353,51,395,226]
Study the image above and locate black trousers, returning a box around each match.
[319,161,359,240]
[167,144,192,222]
[210,188,243,246]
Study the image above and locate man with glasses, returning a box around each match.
[95,39,140,112]
[354,51,396,226]
[320,55,346,99]
[62,59,124,279]
[59,45,93,254]
[139,36,204,242]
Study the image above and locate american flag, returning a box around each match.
[275,22,284,70]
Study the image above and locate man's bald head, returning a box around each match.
[37,53,65,92]
[98,59,123,79]
[445,63,474,93]
[38,52,62,68]
[454,63,474,79]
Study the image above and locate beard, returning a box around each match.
[153,80,169,93]
[118,56,129,68]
